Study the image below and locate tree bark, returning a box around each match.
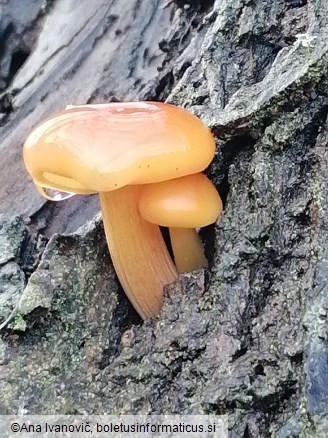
[0,0,327,436]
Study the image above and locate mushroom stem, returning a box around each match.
[169,227,208,274]
[99,186,178,319]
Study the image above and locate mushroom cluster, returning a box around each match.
[23,102,223,319]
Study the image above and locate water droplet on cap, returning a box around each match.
[37,186,76,201]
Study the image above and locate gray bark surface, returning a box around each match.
[0,0,328,436]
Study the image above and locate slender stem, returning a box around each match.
[169,227,208,274]
[99,186,178,319]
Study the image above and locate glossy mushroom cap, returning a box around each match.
[139,173,223,228]
[23,102,215,194]
[138,173,223,274]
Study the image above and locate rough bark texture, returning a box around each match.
[0,0,328,436]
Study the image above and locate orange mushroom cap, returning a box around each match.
[139,173,223,228]
[23,102,215,194]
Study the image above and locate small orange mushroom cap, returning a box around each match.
[23,102,215,194]
[139,173,223,228]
